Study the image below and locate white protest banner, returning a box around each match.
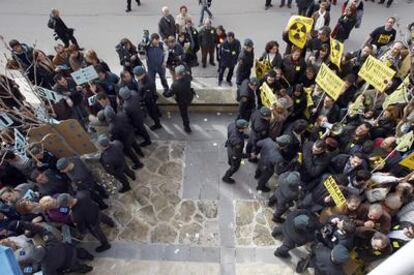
[0,113,13,129]
[14,128,28,159]
[71,65,98,85]
[35,86,64,103]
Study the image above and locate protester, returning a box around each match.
[48,9,79,48]
[3,5,414,275]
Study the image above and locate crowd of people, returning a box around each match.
[0,0,413,274]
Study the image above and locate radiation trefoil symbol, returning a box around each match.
[289,22,307,41]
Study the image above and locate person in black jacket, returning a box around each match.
[159,7,176,41]
[317,216,356,250]
[246,107,272,162]
[7,220,94,274]
[296,243,350,274]
[222,119,249,184]
[236,39,254,87]
[300,140,330,190]
[56,156,109,210]
[133,66,162,130]
[255,135,291,192]
[31,169,71,197]
[268,171,301,223]
[183,19,200,66]
[100,106,144,170]
[98,136,136,193]
[238,77,259,121]
[28,144,58,172]
[169,65,194,133]
[126,0,141,12]
[49,9,79,48]
[311,95,341,124]
[115,38,143,73]
[273,209,320,258]
[57,192,115,252]
[218,32,241,86]
[118,87,151,146]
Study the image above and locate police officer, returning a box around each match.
[100,106,144,170]
[133,66,162,131]
[236,39,255,87]
[238,77,259,121]
[57,192,114,253]
[268,171,301,223]
[296,243,350,274]
[218,32,241,86]
[8,220,94,274]
[255,135,290,192]
[118,86,152,146]
[273,209,320,258]
[222,119,249,184]
[98,135,136,193]
[56,157,109,210]
[246,107,271,162]
[169,65,194,133]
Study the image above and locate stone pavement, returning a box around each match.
[78,112,311,275]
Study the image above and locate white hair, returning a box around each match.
[162,6,169,14]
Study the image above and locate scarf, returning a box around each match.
[314,10,326,31]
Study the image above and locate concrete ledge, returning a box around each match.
[156,78,239,112]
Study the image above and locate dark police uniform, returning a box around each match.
[70,191,114,249]
[268,171,300,222]
[255,138,284,191]
[246,109,270,157]
[100,140,135,191]
[236,49,254,86]
[274,209,320,257]
[170,73,194,131]
[238,79,257,121]
[138,74,162,129]
[218,39,241,84]
[122,90,151,144]
[223,122,245,181]
[107,112,144,169]
[65,157,108,209]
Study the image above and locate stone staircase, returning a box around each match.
[156,77,239,112]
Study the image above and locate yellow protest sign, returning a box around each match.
[382,76,409,109]
[396,131,414,152]
[286,16,313,49]
[260,82,278,108]
[330,38,344,69]
[399,151,414,170]
[323,176,346,207]
[315,63,346,101]
[358,55,396,92]
[255,59,272,80]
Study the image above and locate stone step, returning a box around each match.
[156,77,239,112]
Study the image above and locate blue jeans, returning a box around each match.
[199,5,212,25]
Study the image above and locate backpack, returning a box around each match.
[47,17,56,29]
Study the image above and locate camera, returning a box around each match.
[138,30,150,55]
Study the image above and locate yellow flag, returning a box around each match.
[255,59,272,80]
[400,151,414,170]
[382,76,409,109]
[315,63,346,101]
[358,55,396,92]
[330,38,344,69]
[260,82,278,109]
[396,131,414,152]
[286,16,314,49]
